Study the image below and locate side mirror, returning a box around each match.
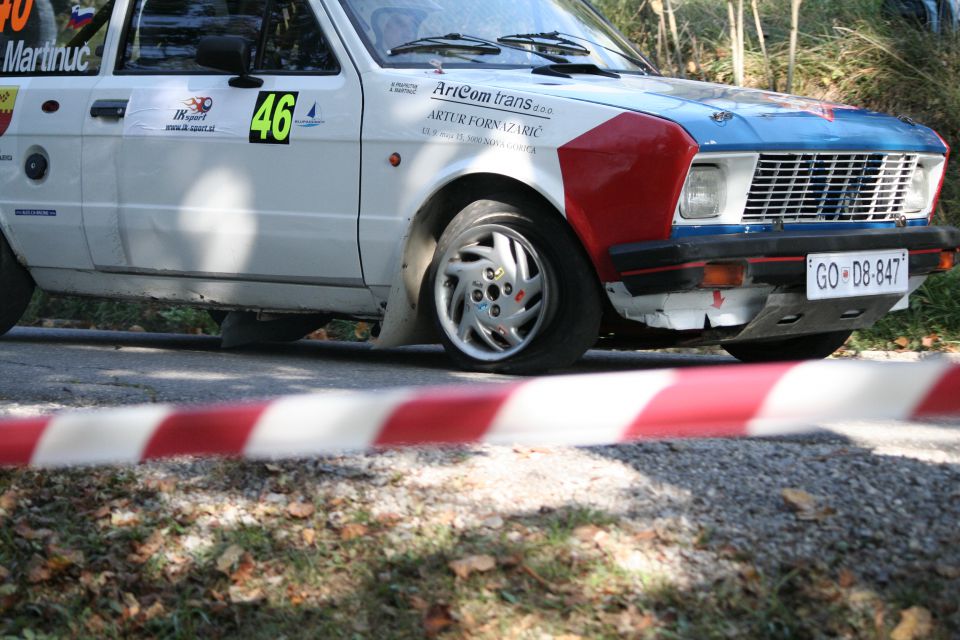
[196,36,263,88]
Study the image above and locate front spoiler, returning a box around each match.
[609,226,960,297]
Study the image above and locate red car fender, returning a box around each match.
[558,112,699,282]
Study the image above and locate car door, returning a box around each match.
[0,0,116,274]
[82,0,364,288]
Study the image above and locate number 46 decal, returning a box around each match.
[249,91,299,145]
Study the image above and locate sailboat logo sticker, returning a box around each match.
[295,102,324,128]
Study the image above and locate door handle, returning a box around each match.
[90,99,128,118]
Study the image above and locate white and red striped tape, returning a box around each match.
[1,360,958,468]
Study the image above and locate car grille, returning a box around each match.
[743,152,918,223]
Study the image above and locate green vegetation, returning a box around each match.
[19,291,371,341]
[20,291,220,335]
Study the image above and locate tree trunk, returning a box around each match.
[664,0,685,78]
[727,1,740,85]
[752,0,774,90]
[736,0,745,85]
[787,0,803,93]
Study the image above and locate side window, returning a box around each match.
[118,0,339,74]
[0,0,115,76]
[258,0,339,73]
[118,0,266,71]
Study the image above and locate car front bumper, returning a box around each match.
[609,226,960,297]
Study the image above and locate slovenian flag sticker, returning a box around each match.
[67,5,96,29]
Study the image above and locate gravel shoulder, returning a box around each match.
[0,328,958,638]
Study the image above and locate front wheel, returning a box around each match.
[722,331,852,363]
[427,197,602,374]
[0,234,35,337]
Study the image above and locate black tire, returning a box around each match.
[426,196,602,374]
[722,330,852,363]
[0,233,35,337]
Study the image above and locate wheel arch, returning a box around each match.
[375,171,598,348]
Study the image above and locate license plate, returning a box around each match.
[806,249,909,300]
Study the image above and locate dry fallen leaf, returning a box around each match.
[340,523,369,541]
[111,511,141,527]
[26,556,51,584]
[423,603,456,638]
[302,528,317,546]
[894,336,911,349]
[128,530,165,564]
[780,488,834,521]
[142,601,166,622]
[375,513,403,528]
[448,554,496,580]
[285,501,316,519]
[602,605,657,636]
[228,585,265,604]
[0,491,18,512]
[80,571,115,595]
[45,546,84,573]
[143,477,176,493]
[354,322,371,339]
[781,488,817,512]
[216,545,245,575]
[922,334,940,349]
[14,522,54,541]
[573,524,605,543]
[497,553,523,569]
[91,505,112,520]
[408,595,429,612]
[891,606,934,640]
[85,614,108,634]
[838,568,857,588]
[634,529,658,542]
[230,553,256,585]
[121,593,142,621]
[935,564,960,579]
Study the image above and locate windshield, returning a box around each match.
[339,0,651,72]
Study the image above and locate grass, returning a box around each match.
[1,460,956,639]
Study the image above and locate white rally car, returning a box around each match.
[0,0,958,373]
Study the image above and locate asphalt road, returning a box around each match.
[1,327,958,460]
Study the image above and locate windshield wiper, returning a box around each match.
[555,31,658,74]
[497,31,590,56]
[389,34,501,56]
[389,33,569,63]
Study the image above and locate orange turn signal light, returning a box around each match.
[938,250,957,271]
[700,263,746,288]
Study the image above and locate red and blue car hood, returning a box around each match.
[488,72,947,154]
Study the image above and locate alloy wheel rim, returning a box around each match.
[434,224,549,362]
